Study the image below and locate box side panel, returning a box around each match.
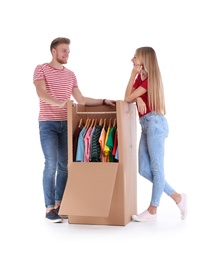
[60,163,118,217]
[116,101,137,221]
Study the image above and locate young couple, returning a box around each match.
[33,37,187,223]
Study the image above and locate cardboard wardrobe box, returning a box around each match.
[59,100,138,226]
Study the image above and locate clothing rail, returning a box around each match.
[75,111,117,114]
[75,105,116,114]
[74,102,133,114]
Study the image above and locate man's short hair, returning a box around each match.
[50,37,71,52]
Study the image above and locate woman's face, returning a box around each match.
[131,53,142,72]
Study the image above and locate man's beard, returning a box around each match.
[56,57,67,64]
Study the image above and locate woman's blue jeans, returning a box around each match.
[139,112,174,207]
[39,121,68,208]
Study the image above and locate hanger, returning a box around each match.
[108,118,112,128]
[103,118,107,129]
[90,118,95,128]
[113,118,116,128]
[86,118,92,131]
[78,118,83,128]
[99,118,103,126]
[84,118,89,129]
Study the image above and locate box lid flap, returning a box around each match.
[64,162,118,217]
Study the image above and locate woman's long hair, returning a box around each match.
[136,47,166,115]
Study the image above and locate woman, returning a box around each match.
[124,47,187,222]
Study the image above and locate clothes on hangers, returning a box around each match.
[73,125,83,161]
[105,125,117,162]
[75,126,86,162]
[90,124,103,162]
[84,125,93,162]
[74,118,118,162]
[112,129,118,161]
[99,125,107,162]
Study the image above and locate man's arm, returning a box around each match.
[72,88,116,106]
[34,80,67,108]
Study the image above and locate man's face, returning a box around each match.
[54,43,70,64]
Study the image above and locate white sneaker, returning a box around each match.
[177,193,187,220]
[132,210,157,222]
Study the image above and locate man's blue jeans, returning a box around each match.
[39,121,68,208]
[139,112,175,207]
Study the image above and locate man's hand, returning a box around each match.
[104,99,116,106]
[59,100,74,108]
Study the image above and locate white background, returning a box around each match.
[1,0,205,259]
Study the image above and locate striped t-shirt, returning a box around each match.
[33,63,78,121]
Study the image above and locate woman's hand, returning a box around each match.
[136,97,146,115]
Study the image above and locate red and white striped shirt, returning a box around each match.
[33,63,78,121]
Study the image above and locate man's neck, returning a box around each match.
[48,60,64,70]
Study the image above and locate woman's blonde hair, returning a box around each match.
[136,47,166,115]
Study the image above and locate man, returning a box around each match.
[33,37,116,223]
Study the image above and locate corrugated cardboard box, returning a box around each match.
[59,100,137,226]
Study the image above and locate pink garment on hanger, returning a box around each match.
[84,126,93,162]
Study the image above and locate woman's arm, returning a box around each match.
[125,86,147,103]
[124,69,147,103]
